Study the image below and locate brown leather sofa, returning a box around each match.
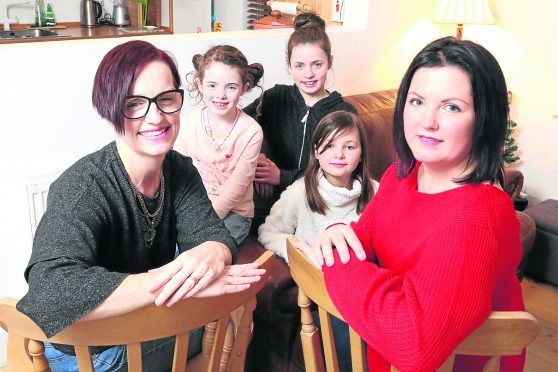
[237,89,536,372]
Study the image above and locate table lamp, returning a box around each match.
[433,0,495,40]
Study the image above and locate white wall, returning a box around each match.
[172,0,211,34]
[1,0,557,366]
[214,0,246,32]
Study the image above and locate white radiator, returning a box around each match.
[26,173,59,239]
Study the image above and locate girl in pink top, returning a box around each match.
[174,45,264,244]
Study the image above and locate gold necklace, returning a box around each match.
[203,107,240,151]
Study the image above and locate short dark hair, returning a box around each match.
[92,40,181,135]
[305,111,374,215]
[393,36,509,185]
[286,13,331,66]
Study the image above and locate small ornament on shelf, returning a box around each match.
[45,3,56,26]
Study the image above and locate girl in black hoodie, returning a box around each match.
[245,13,356,228]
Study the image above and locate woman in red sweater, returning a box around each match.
[300,37,525,371]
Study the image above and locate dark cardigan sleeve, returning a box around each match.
[16,178,127,337]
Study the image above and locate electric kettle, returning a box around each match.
[112,0,130,27]
[80,0,102,27]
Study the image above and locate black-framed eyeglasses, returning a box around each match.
[123,89,184,120]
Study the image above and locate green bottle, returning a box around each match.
[45,3,57,26]
[34,0,46,27]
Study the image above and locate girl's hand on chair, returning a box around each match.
[312,224,366,267]
[147,242,231,306]
[193,263,266,298]
[293,240,321,268]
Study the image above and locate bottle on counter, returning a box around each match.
[35,0,46,27]
[45,3,57,26]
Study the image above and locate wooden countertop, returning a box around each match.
[0,22,172,44]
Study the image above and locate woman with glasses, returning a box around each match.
[16,40,265,372]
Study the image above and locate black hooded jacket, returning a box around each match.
[244,84,356,189]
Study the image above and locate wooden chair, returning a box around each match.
[0,251,275,372]
[286,236,540,372]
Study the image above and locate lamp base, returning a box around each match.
[456,23,463,40]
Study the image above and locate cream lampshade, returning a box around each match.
[433,0,495,40]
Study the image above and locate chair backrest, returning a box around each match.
[286,236,539,372]
[0,251,275,372]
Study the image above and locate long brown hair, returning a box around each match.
[304,111,374,215]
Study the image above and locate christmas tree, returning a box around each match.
[503,119,520,165]
[503,91,520,165]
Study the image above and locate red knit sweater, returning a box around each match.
[323,164,525,372]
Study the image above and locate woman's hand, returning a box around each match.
[311,224,366,267]
[147,242,231,306]
[193,263,266,298]
[255,153,280,186]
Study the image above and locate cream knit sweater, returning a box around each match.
[258,174,368,262]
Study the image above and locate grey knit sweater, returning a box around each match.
[17,142,236,351]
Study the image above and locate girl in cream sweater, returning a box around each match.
[258,111,375,262]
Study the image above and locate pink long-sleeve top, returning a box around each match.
[174,109,263,219]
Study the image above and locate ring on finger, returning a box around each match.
[188,275,199,286]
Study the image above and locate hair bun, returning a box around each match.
[248,63,264,86]
[293,13,325,30]
[191,54,204,71]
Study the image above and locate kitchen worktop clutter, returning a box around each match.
[80,0,131,27]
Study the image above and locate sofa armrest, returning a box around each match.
[237,236,299,321]
[503,167,524,201]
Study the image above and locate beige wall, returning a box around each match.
[364,0,558,204]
